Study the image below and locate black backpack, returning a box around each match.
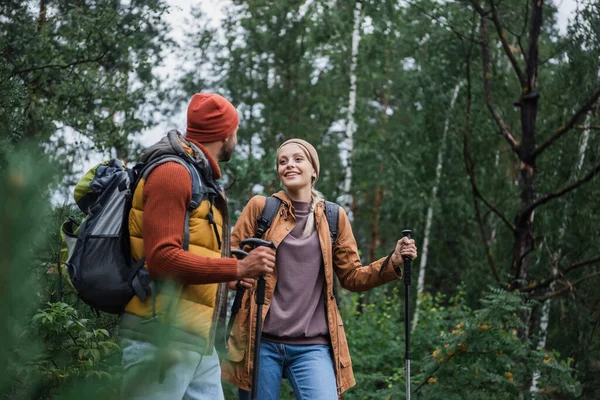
[61,134,220,314]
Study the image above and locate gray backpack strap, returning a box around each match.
[138,155,206,247]
[324,201,341,303]
[139,155,204,205]
[324,201,340,246]
[187,162,204,212]
[256,196,281,238]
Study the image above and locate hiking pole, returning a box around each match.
[239,238,277,400]
[226,250,249,341]
[402,229,413,400]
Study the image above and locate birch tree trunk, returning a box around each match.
[489,149,501,244]
[529,114,591,392]
[412,83,461,331]
[340,0,362,221]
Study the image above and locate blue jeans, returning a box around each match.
[120,338,224,400]
[239,340,338,400]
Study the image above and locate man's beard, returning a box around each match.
[219,140,235,162]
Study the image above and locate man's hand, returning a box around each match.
[227,278,255,291]
[237,246,276,280]
[390,237,418,268]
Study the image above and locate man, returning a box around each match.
[119,93,276,399]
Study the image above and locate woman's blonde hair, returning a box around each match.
[300,189,324,239]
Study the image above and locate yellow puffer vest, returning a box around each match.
[122,131,229,352]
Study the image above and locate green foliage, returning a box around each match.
[0,61,26,149]
[343,286,581,399]
[25,302,121,394]
[0,145,121,399]
[0,0,171,163]
[0,146,55,398]
[181,0,353,208]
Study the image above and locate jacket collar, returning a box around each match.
[140,130,210,173]
[272,190,292,208]
[186,138,222,180]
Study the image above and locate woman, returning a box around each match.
[221,139,418,399]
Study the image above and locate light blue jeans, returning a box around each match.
[239,340,338,400]
[120,338,224,400]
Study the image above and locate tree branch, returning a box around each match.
[521,255,600,293]
[501,24,526,63]
[472,4,520,153]
[406,0,480,45]
[574,125,600,130]
[523,161,600,217]
[488,0,526,85]
[413,363,444,394]
[15,49,110,74]
[533,272,600,302]
[563,256,600,275]
[533,87,600,159]
[473,185,516,232]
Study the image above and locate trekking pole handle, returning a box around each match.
[402,229,412,286]
[231,249,249,291]
[239,238,277,249]
[238,238,276,307]
[231,249,248,259]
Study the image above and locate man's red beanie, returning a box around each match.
[186,93,239,143]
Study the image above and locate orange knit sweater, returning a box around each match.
[141,140,238,284]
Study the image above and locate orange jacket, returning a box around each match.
[221,191,402,396]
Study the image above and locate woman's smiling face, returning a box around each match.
[277,144,316,191]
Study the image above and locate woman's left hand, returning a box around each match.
[390,237,418,267]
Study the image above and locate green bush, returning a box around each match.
[29,302,121,388]
[343,286,581,399]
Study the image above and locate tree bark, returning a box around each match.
[511,0,543,288]
[38,0,48,32]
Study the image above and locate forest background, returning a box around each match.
[1,0,599,399]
